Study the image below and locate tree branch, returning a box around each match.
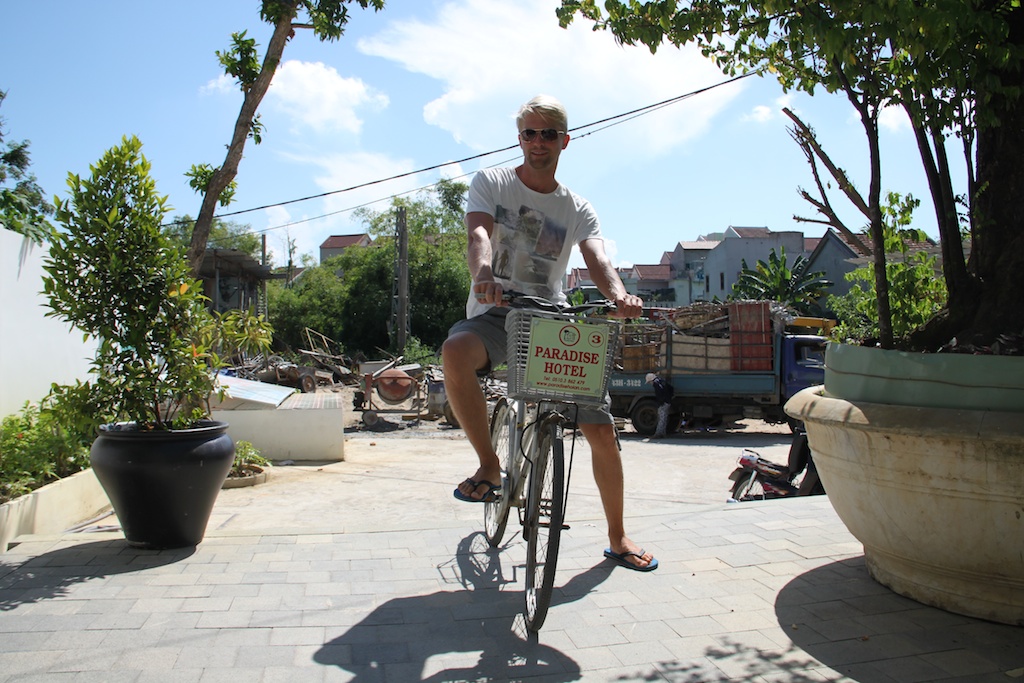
[187,1,300,275]
[784,108,872,255]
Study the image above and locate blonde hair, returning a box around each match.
[516,95,568,132]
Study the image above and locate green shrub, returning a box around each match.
[0,402,91,504]
[229,440,270,478]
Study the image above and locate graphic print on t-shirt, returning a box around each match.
[492,204,568,289]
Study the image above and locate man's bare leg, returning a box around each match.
[578,422,656,569]
[442,331,501,499]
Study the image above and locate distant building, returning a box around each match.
[563,226,943,312]
[320,233,373,263]
[702,227,808,300]
[803,229,864,302]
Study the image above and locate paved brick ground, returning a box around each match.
[1,433,1021,682]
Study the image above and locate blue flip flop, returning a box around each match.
[604,548,659,572]
[453,478,501,503]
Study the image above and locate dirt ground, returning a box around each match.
[330,381,792,441]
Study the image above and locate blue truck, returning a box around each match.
[609,302,828,434]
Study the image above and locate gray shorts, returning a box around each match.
[447,308,613,425]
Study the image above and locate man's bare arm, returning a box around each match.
[466,211,505,305]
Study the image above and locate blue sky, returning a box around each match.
[2,0,945,270]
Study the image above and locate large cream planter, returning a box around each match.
[785,343,1024,626]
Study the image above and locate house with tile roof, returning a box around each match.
[319,233,373,264]
[701,226,810,300]
[562,226,912,311]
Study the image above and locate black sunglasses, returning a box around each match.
[519,128,565,142]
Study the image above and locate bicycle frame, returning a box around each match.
[482,296,623,633]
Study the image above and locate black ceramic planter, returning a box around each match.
[90,420,234,549]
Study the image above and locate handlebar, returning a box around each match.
[500,290,615,314]
[500,290,671,319]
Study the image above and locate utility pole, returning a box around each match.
[394,207,409,353]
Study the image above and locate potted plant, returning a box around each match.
[222,440,271,489]
[41,136,272,550]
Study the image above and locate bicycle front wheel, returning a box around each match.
[485,398,517,546]
[524,415,565,633]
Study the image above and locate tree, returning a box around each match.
[731,247,832,315]
[828,193,947,343]
[186,0,385,276]
[164,215,264,262]
[267,180,470,356]
[558,0,1024,351]
[351,178,470,353]
[269,258,350,351]
[0,90,53,245]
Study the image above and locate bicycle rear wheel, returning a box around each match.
[485,398,517,546]
[524,415,565,633]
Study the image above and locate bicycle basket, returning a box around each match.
[506,308,622,406]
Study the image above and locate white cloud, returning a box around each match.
[266,60,389,135]
[745,105,773,123]
[265,150,420,261]
[200,73,235,96]
[879,102,911,133]
[264,205,291,230]
[357,0,740,158]
[743,93,795,123]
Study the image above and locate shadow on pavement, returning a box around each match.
[314,531,613,682]
[775,557,1024,681]
[0,540,194,611]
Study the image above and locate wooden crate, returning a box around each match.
[664,334,731,372]
[621,342,660,372]
[728,302,773,371]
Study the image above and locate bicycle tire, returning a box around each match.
[485,398,516,546]
[524,414,565,633]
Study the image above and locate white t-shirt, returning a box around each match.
[464,167,602,318]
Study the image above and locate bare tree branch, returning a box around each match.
[784,108,872,256]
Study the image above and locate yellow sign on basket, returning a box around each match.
[523,317,610,400]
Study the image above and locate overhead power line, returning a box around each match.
[180,71,757,233]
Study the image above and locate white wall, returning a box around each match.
[1,229,96,417]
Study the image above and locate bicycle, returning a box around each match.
[480,292,622,633]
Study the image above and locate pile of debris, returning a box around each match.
[226,328,357,393]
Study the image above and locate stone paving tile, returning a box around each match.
[1,496,1021,682]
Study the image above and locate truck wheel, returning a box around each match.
[630,399,660,436]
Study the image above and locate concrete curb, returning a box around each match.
[0,468,109,553]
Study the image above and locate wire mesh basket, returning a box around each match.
[506,308,622,407]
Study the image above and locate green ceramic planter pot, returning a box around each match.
[823,342,1024,410]
[786,344,1024,625]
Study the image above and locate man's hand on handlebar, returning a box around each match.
[611,293,643,319]
[473,280,506,306]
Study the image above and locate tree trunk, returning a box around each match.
[966,5,1024,343]
[186,3,299,276]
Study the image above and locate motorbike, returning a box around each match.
[727,427,825,502]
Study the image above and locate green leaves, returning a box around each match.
[41,136,226,430]
[827,192,947,344]
[217,30,261,91]
[730,247,833,315]
[1,90,55,244]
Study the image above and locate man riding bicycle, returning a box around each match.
[442,95,658,572]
